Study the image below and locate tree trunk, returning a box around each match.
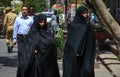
[86,0,120,45]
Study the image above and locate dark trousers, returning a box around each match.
[17,34,27,58]
[17,34,28,77]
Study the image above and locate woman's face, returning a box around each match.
[82,12,88,18]
[39,20,45,27]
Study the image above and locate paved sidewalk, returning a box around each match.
[98,49,120,77]
[58,61,113,77]
[58,56,116,77]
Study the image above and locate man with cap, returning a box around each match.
[2,6,17,53]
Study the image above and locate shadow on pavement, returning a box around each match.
[102,58,118,60]
[97,48,120,77]
[97,56,118,77]
[0,55,18,67]
[106,63,120,65]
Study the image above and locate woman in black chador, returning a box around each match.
[17,14,60,77]
[63,6,96,77]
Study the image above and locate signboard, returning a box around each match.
[66,5,71,13]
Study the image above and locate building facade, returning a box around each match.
[107,0,120,23]
[107,0,120,15]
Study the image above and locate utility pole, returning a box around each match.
[64,0,68,42]
[75,0,77,13]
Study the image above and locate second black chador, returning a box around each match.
[63,6,96,77]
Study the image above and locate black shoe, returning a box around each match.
[7,46,11,53]
[10,46,13,52]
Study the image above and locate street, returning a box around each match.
[0,38,17,77]
[0,38,120,77]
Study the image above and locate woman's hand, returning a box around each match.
[76,53,80,56]
[39,21,45,27]
[34,50,38,55]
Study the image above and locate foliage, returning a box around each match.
[79,2,90,9]
[59,15,64,29]
[2,0,12,7]
[14,3,23,14]
[24,0,47,12]
[117,55,120,60]
[103,0,108,6]
[55,29,64,50]
[54,29,64,60]
[58,8,63,14]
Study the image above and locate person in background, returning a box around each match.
[13,5,33,77]
[63,6,96,77]
[50,10,60,37]
[0,8,5,37]
[28,5,36,20]
[2,6,17,53]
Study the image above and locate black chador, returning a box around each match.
[63,6,96,77]
[17,14,60,77]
